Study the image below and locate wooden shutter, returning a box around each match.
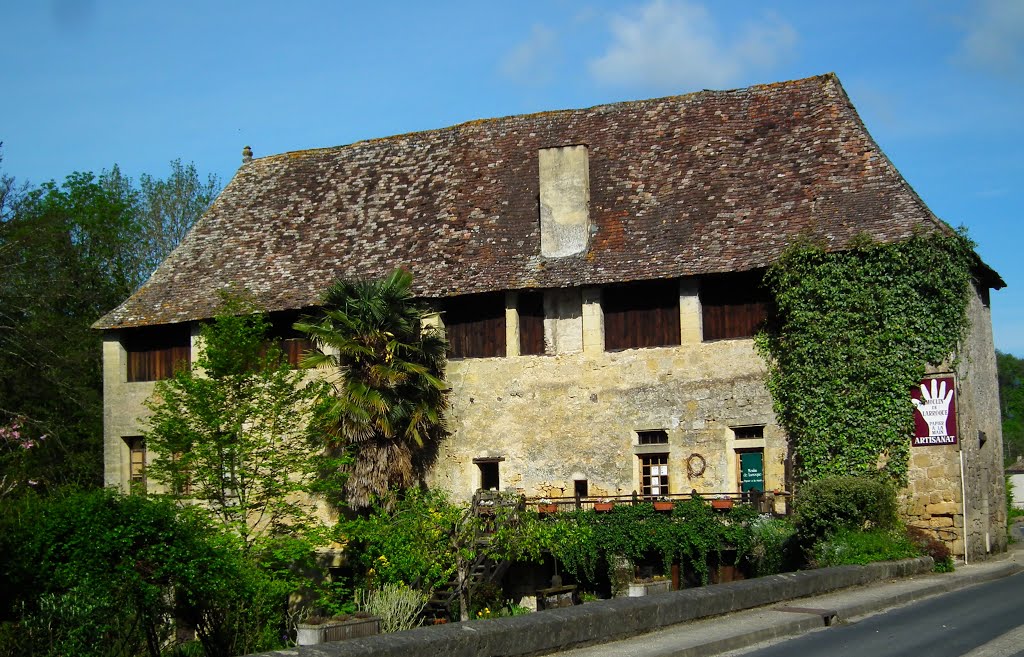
[603,280,680,350]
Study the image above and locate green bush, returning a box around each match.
[0,489,294,657]
[795,476,898,545]
[747,516,797,577]
[812,528,920,567]
[340,488,462,594]
[355,583,427,633]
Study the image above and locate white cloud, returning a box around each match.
[588,0,795,91]
[956,0,1024,78]
[500,24,559,86]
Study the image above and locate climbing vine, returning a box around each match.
[546,500,759,585]
[755,231,976,484]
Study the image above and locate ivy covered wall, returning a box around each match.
[756,231,976,484]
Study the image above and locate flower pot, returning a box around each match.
[653,501,674,512]
[627,579,671,597]
[593,502,614,512]
[296,616,380,646]
[711,499,734,510]
[538,503,558,514]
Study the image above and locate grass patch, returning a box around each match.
[812,528,920,567]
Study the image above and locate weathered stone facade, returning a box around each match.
[902,287,1006,561]
[429,287,786,501]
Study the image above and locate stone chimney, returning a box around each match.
[242,145,253,164]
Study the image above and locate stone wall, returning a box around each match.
[427,286,786,501]
[901,287,1006,560]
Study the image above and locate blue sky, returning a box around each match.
[2,1,1021,354]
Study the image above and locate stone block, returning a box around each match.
[927,502,959,516]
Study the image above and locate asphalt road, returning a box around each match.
[731,571,1024,657]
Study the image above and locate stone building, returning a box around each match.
[94,73,1005,560]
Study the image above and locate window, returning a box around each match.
[477,461,500,491]
[732,426,764,440]
[603,280,680,350]
[125,436,146,489]
[124,324,191,382]
[518,291,545,356]
[267,311,314,368]
[640,454,669,498]
[701,270,769,341]
[638,430,669,445]
[574,479,589,498]
[444,292,506,358]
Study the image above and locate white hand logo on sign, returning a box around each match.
[911,378,954,437]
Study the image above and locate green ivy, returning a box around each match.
[756,231,975,484]
[544,500,759,586]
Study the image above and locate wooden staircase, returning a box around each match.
[424,546,511,621]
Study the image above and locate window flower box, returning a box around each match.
[711,498,734,510]
[538,503,559,514]
[594,502,615,512]
[296,615,380,646]
[653,500,674,512]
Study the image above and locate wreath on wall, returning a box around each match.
[686,453,706,479]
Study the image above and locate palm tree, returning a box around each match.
[296,269,448,509]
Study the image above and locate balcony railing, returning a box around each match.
[518,490,790,515]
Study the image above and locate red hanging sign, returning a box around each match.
[911,376,957,446]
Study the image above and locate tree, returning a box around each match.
[997,351,1024,465]
[145,298,325,549]
[0,155,219,492]
[0,165,143,489]
[297,269,449,510]
[137,159,220,277]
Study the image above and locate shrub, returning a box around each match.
[905,526,954,572]
[355,583,427,633]
[0,489,294,657]
[813,528,920,567]
[341,489,461,594]
[747,515,797,577]
[795,476,898,545]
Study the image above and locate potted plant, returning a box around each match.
[296,613,381,646]
[593,499,614,512]
[627,576,671,597]
[652,497,674,512]
[537,498,558,514]
[711,496,734,510]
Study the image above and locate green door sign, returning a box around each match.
[739,451,764,493]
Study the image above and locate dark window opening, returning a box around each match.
[574,479,589,498]
[268,310,314,368]
[603,280,680,350]
[444,292,506,358]
[519,291,545,356]
[638,430,669,445]
[124,324,191,382]
[701,270,769,341]
[732,426,764,440]
[478,461,500,491]
[640,454,669,498]
[125,436,146,490]
[975,281,991,309]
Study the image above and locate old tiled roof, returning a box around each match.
[95,73,979,330]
